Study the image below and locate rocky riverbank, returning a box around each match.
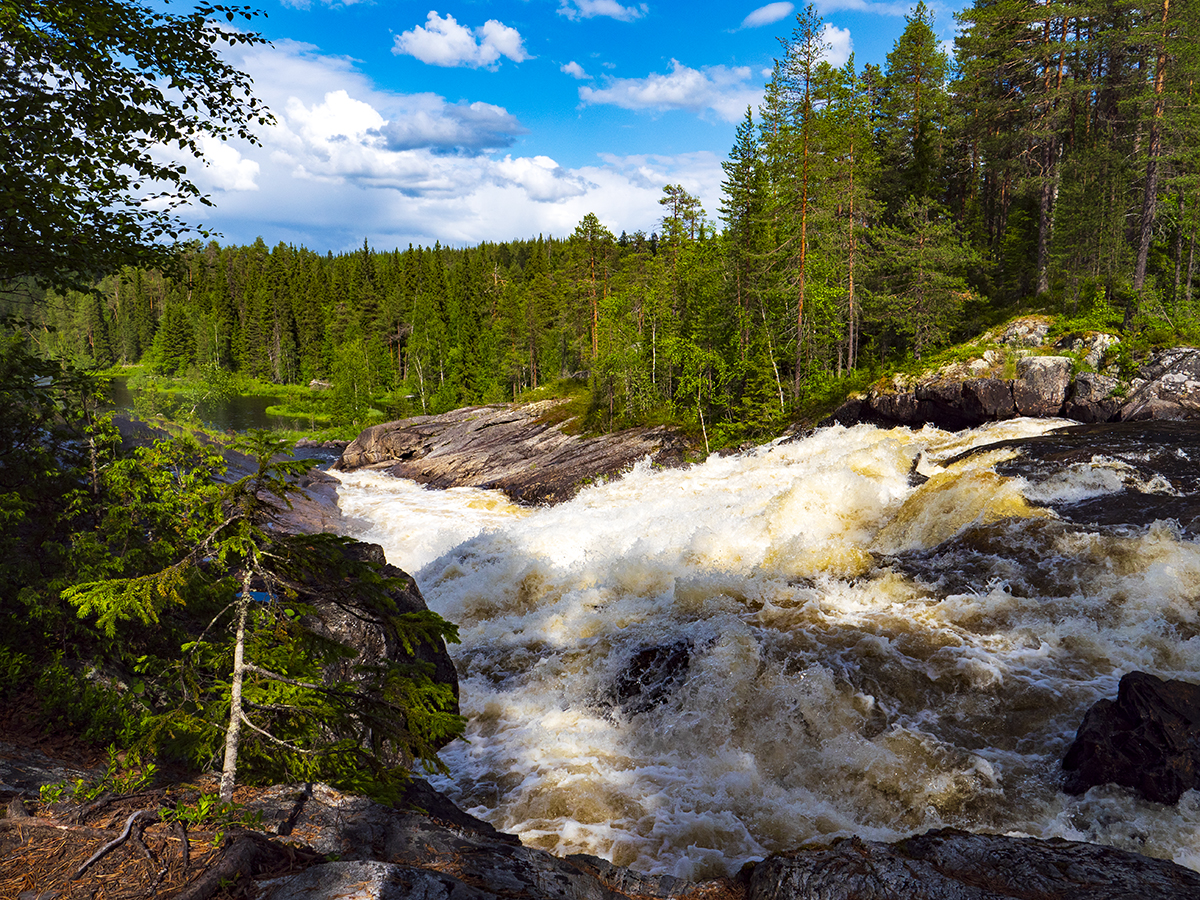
[825,316,1200,430]
[6,770,1200,899]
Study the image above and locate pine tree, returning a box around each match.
[878,1,951,212]
[872,196,981,358]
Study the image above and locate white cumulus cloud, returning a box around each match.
[392,11,530,69]
[493,156,592,202]
[196,136,260,191]
[558,0,648,22]
[561,60,590,79]
[741,2,794,28]
[822,24,854,66]
[579,60,762,123]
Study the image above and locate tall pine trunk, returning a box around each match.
[1134,0,1172,291]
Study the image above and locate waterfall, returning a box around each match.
[330,419,1200,881]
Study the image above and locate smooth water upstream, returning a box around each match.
[331,419,1200,880]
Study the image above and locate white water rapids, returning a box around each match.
[330,419,1200,881]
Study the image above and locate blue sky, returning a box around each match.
[182,0,965,253]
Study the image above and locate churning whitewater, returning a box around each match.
[331,419,1200,881]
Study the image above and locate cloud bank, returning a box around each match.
[182,41,725,251]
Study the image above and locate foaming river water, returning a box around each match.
[330,418,1200,880]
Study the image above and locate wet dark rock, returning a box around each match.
[748,829,1200,900]
[1064,372,1121,423]
[890,518,1084,599]
[914,381,974,429]
[333,402,687,506]
[960,377,1016,422]
[608,641,693,717]
[1011,355,1072,417]
[870,391,921,426]
[248,782,718,900]
[243,784,1200,900]
[1063,671,1200,804]
[821,396,869,427]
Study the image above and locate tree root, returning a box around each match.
[174,830,314,900]
[72,808,160,880]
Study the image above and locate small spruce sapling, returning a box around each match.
[66,430,463,801]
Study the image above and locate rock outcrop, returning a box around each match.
[303,541,459,716]
[1119,348,1200,421]
[241,784,1200,900]
[1063,671,1200,804]
[824,320,1200,430]
[333,402,687,505]
[749,829,1200,900]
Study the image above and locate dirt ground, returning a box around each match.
[0,699,315,900]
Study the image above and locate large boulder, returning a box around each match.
[914,380,975,429]
[1062,671,1200,804]
[334,403,686,506]
[1012,356,1072,417]
[1063,371,1121,423]
[1120,349,1200,421]
[749,829,1200,900]
[870,391,922,426]
[961,378,1016,421]
[302,541,459,711]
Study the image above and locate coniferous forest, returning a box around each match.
[10,0,1200,444]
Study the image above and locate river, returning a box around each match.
[107,377,310,432]
[329,417,1200,881]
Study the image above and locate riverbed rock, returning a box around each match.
[333,402,687,505]
[243,784,1200,900]
[246,782,709,900]
[1119,348,1200,421]
[748,828,1200,900]
[607,641,693,717]
[1062,670,1200,804]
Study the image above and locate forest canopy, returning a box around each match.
[10,0,1198,443]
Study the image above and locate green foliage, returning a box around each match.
[40,746,157,804]
[64,430,464,799]
[160,792,263,847]
[0,0,271,293]
[32,657,146,747]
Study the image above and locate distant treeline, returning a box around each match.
[13,0,1200,438]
